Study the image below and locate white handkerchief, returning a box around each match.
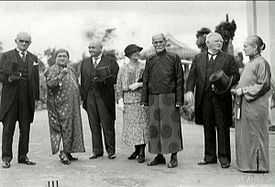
[33,61,39,66]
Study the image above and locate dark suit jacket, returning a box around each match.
[186,51,240,125]
[0,49,40,123]
[80,54,119,120]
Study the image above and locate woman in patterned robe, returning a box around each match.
[232,35,271,173]
[44,49,85,165]
[116,44,148,163]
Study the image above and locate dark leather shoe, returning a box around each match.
[197,160,217,165]
[2,161,10,168]
[138,155,145,163]
[128,152,138,160]
[89,153,103,159]
[147,155,166,166]
[108,154,116,159]
[59,152,71,165]
[18,158,36,165]
[168,157,178,168]
[221,163,230,168]
[67,153,78,161]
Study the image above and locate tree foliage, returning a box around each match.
[44,48,57,67]
[215,14,237,53]
[85,28,116,46]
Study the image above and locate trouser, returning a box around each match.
[2,83,31,162]
[201,90,231,164]
[86,90,115,155]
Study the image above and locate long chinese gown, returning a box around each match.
[235,56,271,172]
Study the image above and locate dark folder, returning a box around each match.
[96,66,112,81]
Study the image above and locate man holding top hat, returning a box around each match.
[80,40,119,160]
[185,32,239,168]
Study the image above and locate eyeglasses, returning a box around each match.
[19,40,31,44]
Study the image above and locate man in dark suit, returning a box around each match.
[185,32,239,169]
[80,40,119,159]
[0,32,40,168]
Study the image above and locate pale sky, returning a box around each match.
[0,1,248,62]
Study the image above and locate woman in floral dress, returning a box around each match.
[116,44,148,163]
[44,49,85,165]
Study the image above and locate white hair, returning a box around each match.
[205,32,223,42]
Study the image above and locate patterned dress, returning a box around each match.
[44,64,85,154]
[116,61,148,146]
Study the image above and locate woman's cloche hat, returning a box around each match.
[209,70,233,94]
[124,44,143,58]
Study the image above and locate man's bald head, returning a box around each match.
[88,39,103,57]
[16,32,31,41]
[152,33,166,43]
[15,32,32,51]
[152,33,166,53]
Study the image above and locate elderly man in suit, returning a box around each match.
[80,40,119,159]
[185,32,239,169]
[0,32,40,168]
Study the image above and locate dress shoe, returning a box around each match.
[197,160,217,165]
[147,155,166,166]
[18,158,36,165]
[108,154,116,159]
[59,151,71,165]
[89,153,103,159]
[138,155,145,163]
[128,152,139,160]
[2,161,10,168]
[221,163,230,169]
[168,156,178,168]
[67,153,78,161]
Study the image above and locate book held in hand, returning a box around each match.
[96,66,112,81]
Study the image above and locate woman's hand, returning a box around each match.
[59,67,68,79]
[231,88,243,96]
[129,82,142,91]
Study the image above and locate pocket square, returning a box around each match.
[33,61,39,66]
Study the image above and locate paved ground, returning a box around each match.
[0,108,274,187]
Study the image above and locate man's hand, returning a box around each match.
[8,74,24,82]
[175,104,181,108]
[129,82,142,91]
[118,98,124,111]
[35,100,39,108]
[184,91,194,106]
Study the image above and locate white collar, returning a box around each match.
[207,51,218,60]
[16,48,27,55]
[93,53,102,60]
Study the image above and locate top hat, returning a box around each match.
[209,70,233,94]
[124,44,143,58]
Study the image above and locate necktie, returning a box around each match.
[93,57,98,68]
[208,53,216,64]
[21,52,26,61]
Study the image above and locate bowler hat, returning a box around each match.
[124,44,143,58]
[209,70,233,94]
